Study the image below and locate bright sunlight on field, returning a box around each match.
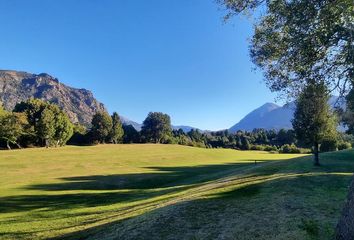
[0,144,353,240]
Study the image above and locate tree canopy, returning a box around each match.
[219,0,354,98]
[14,99,73,147]
[141,112,172,143]
[292,82,338,165]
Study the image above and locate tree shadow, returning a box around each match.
[25,161,266,191]
[54,171,354,240]
[0,161,268,215]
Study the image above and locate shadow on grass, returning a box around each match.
[4,152,353,240]
[49,153,354,240]
[54,172,354,240]
[0,161,270,214]
[25,162,269,191]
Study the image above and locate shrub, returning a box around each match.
[250,145,264,151]
[338,142,352,151]
[320,139,338,152]
[279,144,301,154]
[264,145,278,152]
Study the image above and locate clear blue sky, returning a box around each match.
[0,0,279,131]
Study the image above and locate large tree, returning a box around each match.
[0,112,28,150]
[292,82,337,165]
[109,112,124,144]
[219,0,353,98]
[141,112,172,143]
[14,99,73,147]
[90,111,113,144]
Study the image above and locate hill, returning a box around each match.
[229,97,344,132]
[0,70,106,126]
[0,144,352,239]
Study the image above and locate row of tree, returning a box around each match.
[0,97,352,160]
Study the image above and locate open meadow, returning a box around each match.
[0,144,353,240]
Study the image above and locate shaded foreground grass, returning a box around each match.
[0,145,353,239]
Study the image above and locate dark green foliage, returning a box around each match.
[344,90,354,134]
[279,144,301,154]
[68,124,88,145]
[320,139,338,152]
[122,125,140,143]
[338,142,352,151]
[141,112,172,143]
[90,112,113,144]
[241,136,251,150]
[292,83,338,165]
[109,112,124,144]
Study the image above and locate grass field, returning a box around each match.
[0,144,353,240]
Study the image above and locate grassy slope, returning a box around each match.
[0,145,353,240]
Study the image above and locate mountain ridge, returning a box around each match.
[0,70,106,126]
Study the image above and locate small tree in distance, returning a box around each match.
[292,82,337,166]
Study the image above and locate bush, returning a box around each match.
[250,145,264,151]
[279,144,301,154]
[264,145,278,152]
[338,142,352,151]
[320,139,338,152]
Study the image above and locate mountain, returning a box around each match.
[0,70,106,126]
[172,125,204,133]
[229,103,292,132]
[120,116,143,131]
[229,97,344,132]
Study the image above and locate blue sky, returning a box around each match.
[0,0,279,130]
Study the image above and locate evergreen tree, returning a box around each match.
[292,82,337,165]
[141,112,172,143]
[90,111,113,144]
[109,112,124,144]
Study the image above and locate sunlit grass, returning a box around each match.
[0,145,352,239]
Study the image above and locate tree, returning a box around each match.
[108,112,124,144]
[220,0,353,98]
[52,106,74,146]
[0,112,28,149]
[37,107,56,147]
[122,124,140,143]
[141,112,172,143]
[292,82,337,165]
[90,111,113,143]
[14,99,73,147]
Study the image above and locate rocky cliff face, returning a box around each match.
[0,70,106,126]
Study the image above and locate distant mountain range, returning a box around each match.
[228,97,344,133]
[0,70,345,133]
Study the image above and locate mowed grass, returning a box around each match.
[0,145,353,240]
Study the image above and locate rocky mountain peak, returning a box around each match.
[0,70,106,126]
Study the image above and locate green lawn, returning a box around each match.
[0,144,353,240]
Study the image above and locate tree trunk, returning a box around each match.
[314,142,320,166]
[6,141,11,150]
[15,142,22,149]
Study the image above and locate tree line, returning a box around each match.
[1,98,352,156]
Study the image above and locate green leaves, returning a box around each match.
[141,112,172,144]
